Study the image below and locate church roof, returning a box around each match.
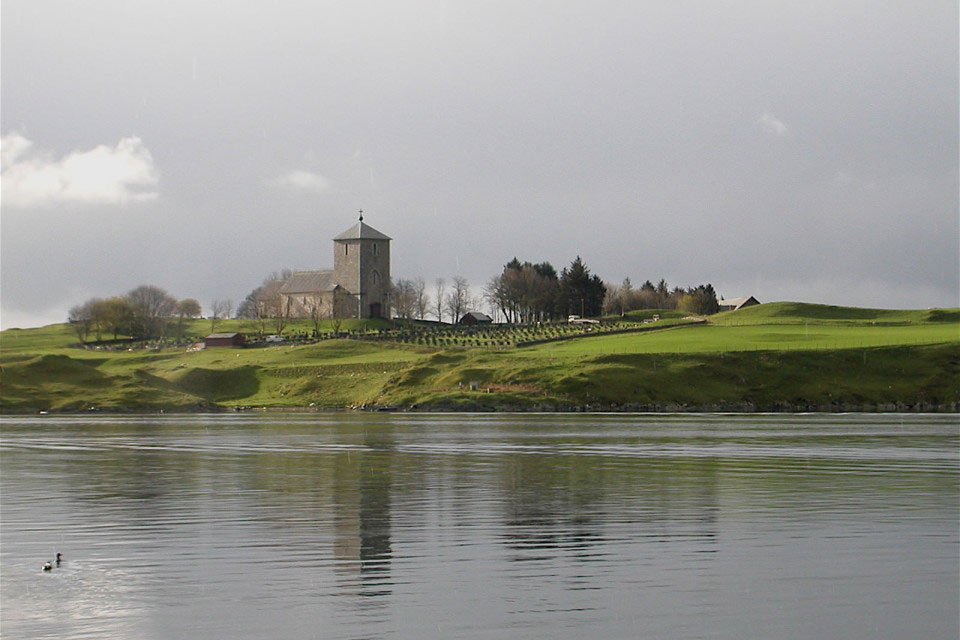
[279,270,338,294]
[333,220,391,241]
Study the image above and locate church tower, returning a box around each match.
[333,213,391,319]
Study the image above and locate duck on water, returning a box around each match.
[42,553,62,571]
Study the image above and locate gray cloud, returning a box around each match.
[1,0,957,327]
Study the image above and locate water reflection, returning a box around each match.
[1,414,957,640]
[332,428,394,600]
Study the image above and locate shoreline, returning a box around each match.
[5,400,956,416]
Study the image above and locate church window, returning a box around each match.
[372,243,378,256]
[344,244,349,256]
[372,270,380,285]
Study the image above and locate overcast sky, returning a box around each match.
[2,0,957,327]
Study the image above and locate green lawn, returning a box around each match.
[2,301,958,412]
[521,322,958,357]
[1,330,431,411]
[0,317,392,358]
[710,301,959,325]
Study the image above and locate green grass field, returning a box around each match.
[522,322,957,356]
[2,302,958,412]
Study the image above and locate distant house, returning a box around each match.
[458,311,493,325]
[204,333,246,348]
[718,296,760,312]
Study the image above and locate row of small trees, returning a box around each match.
[68,285,202,342]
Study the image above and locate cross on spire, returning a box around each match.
[358,209,363,222]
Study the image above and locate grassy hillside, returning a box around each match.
[2,302,958,412]
[711,301,960,325]
[0,317,392,357]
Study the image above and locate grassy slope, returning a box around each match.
[1,327,429,411]
[2,302,958,411]
[378,302,959,409]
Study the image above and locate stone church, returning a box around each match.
[279,215,391,319]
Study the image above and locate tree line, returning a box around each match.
[392,275,475,324]
[603,279,719,316]
[70,260,720,341]
[229,256,719,329]
[68,285,205,342]
[384,256,609,324]
[484,256,607,322]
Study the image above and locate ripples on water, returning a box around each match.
[1,413,957,639]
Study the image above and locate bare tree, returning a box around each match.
[253,279,284,336]
[272,295,291,334]
[237,272,288,337]
[413,277,430,320]
[392,279,417,319]
[241,282,279,338]
[484,275,509,322]
[444,275,470,323]
[330,315,343,336]
[603,282,621,316]
[433,278,446,323]
[68,302,93,342]
[210,299,232,333]
[307,299,324,336]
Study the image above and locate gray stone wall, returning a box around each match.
[332,237,391,318]
[333,239,361,296]
[280,292,333,319]
[331,289,355,319]
[360,240,390,317]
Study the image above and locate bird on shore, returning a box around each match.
[42,562,52,571]
[56,553,62,566]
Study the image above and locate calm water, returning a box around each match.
[1,413,957,639]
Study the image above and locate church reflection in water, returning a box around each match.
[331,429,394,600]
[322,430,722,589]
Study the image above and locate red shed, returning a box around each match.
[204,333,246,348]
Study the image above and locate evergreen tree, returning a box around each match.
[557,257,606,317]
